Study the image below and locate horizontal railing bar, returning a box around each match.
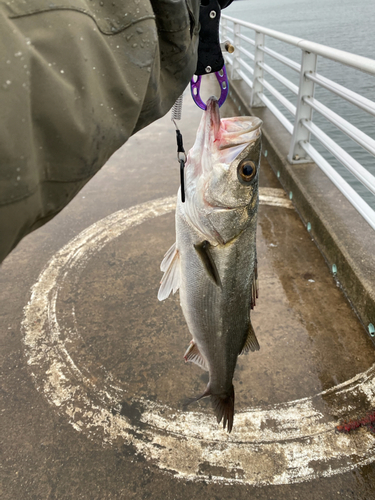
[224,53,234,66]
[259,78,296,115]
[222,14,375,76]
[305,73,375,118]
[238,57,254,75]
[258,93,294,134]
[222,34,234,45]
[302,120,375,196]
[300,142,375,230]
[238,33,255,46]
[238,45,255,61]
[304,97,375,156]
[237,69,254,88]
[221,25,234,34]
[259,62,299,94]
[260,46,301,72]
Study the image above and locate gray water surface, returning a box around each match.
[226,0,375,209]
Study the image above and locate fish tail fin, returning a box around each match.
[210,385,235,433]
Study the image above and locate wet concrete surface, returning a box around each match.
[1,78,375,499]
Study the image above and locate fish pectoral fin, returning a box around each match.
[157,242,181,301]
[184,340,209,371]
[240,321,260,354]
[193,240,222,288]
[160,242,177,272]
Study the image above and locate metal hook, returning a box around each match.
[190,65,229,110]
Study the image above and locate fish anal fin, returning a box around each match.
[157,243,181,301]
[184,340,208,371]
[194,240,222,288]
[240,321,260,354]
[210,385,235,433]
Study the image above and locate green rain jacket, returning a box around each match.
[0,0,200,263]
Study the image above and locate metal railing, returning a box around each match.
[221,14,375,230]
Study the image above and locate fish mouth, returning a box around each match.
[205,96,262,151]
[219,116,262,150]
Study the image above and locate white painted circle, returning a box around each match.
[22,196,375,485]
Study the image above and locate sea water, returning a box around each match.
[225,0,375,209]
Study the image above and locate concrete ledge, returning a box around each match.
[228,77,375,345]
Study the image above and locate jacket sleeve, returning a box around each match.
[0,0,199,263]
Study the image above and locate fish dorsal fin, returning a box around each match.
[250,259,259,309]
[157,242,181,301]
[240,321,260,354]
[194,240,222,288]
[184,340,209,371]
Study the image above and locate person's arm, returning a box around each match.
[0,0,199,263]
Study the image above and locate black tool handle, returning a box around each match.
[195,0,234,76]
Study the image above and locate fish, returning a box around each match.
[158,96,262,432]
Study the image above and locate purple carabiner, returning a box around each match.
[190,65,229,111]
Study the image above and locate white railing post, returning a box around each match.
[251,31,265,107]
[221,16,227,44]
[288,50,317,163]
[231,22,241,80]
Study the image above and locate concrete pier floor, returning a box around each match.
[1,78,375,499]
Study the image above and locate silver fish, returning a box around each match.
[158,97,262,432]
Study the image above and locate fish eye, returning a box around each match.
[237,160,257,184]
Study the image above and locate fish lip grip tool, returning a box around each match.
[190,65,229,110]
[190,0,230,110]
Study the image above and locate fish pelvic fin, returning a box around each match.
[210,385,235,433]
[240,321,260,354]
[158,242,181,301]
[184,340,209,371]
[194,240,222,288]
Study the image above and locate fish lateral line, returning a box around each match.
[193,240,222,289]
